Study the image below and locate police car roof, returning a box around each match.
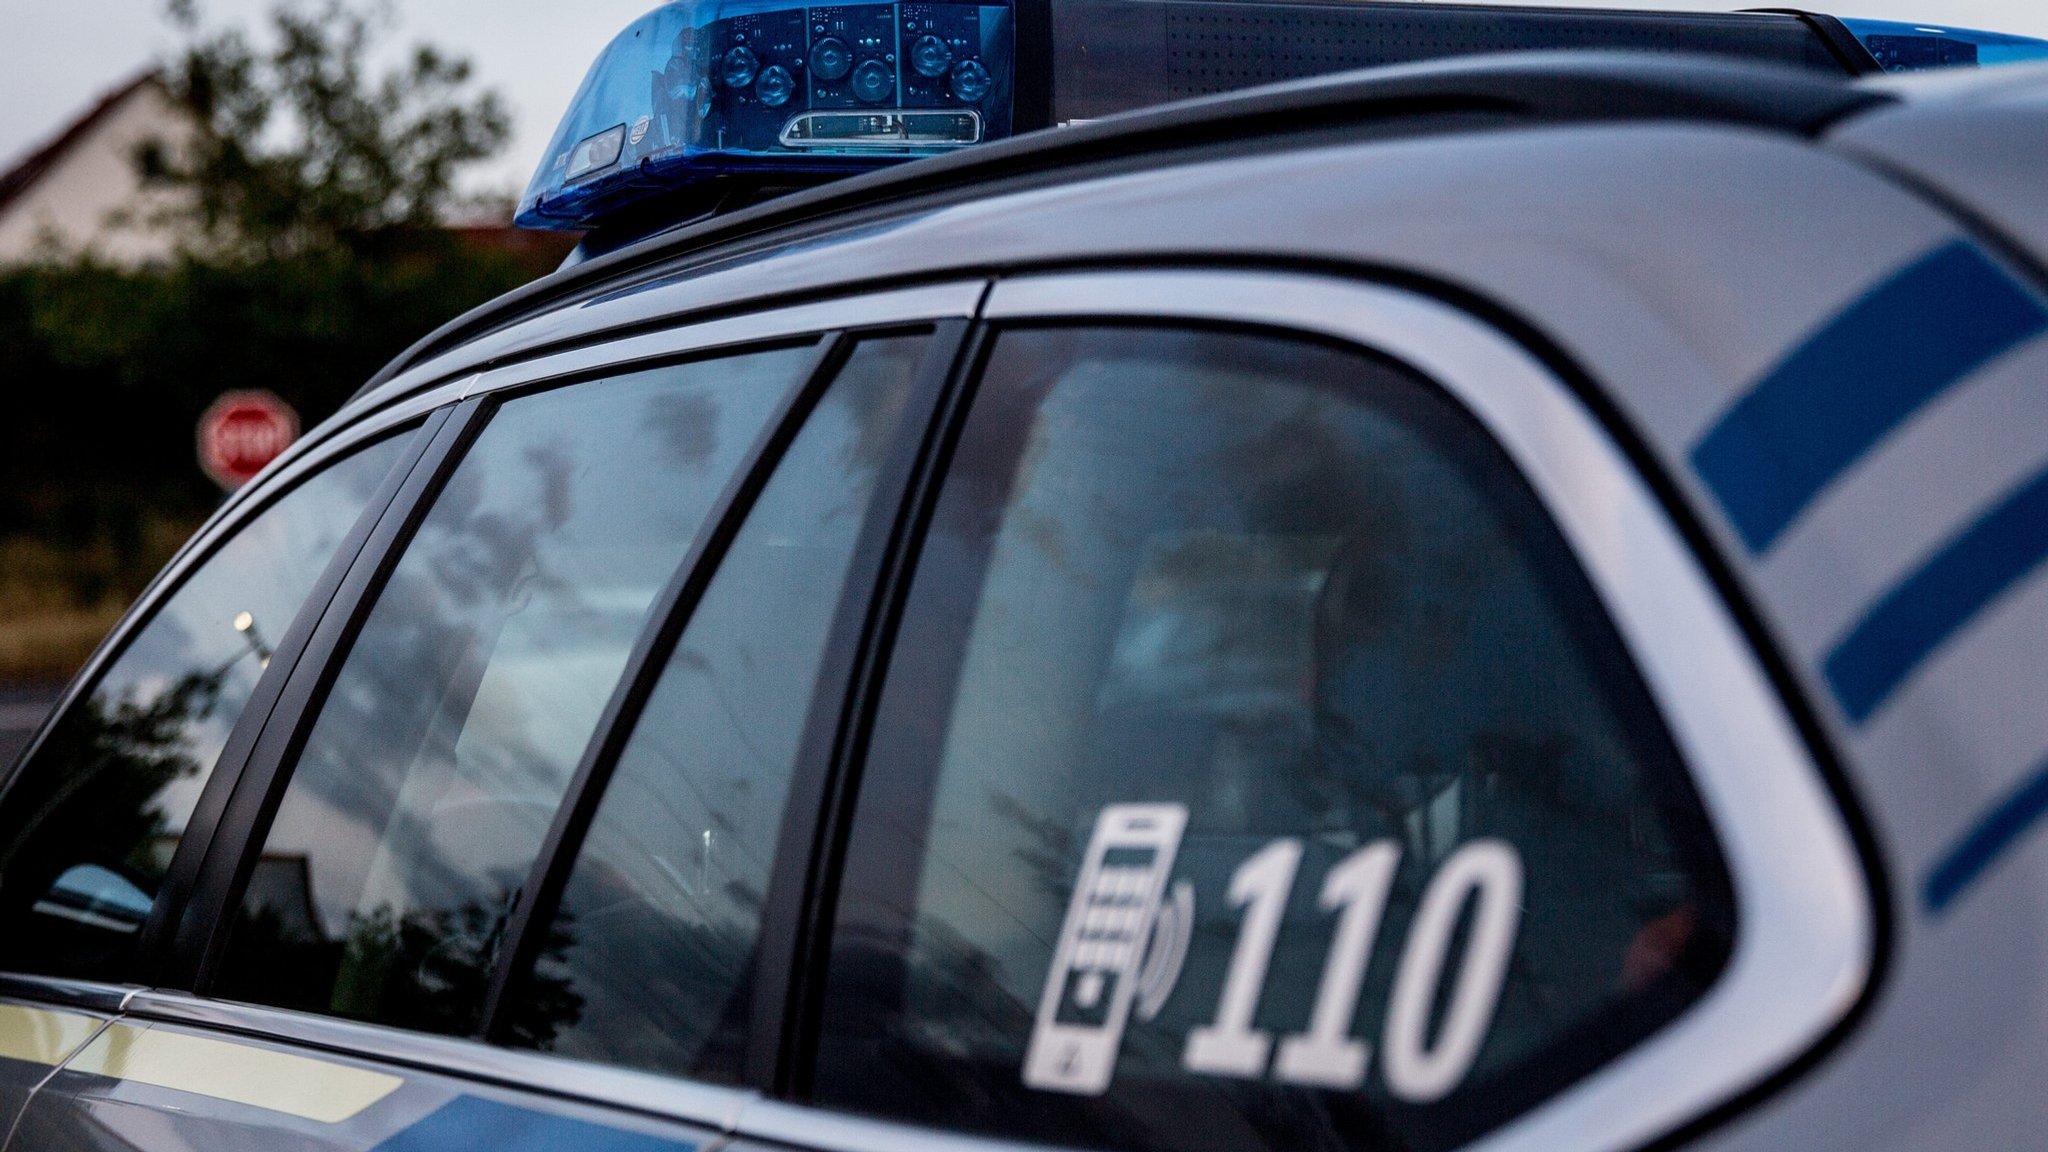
[313,59,2048,913]
[354,49,1899,401]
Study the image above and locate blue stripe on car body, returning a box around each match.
[372,1096,696,1152]
[1688,238,2048,915]
[1825,464,2048,723]
[1693,241,2048,555]
[1926,756,2048,914]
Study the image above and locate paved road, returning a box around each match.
[0,683,63,769]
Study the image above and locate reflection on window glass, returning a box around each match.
[816,327,1733,1152]
[0,436,408,981]
[213,344,815,1037]
[509,336,926,1078]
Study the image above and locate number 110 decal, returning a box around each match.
[1024,805,1524,1102]
[1187,835,1523,1101]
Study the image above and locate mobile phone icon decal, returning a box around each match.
[1023,802,1189,1095]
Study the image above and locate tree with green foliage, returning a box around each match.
[141,0,514,258]
[0,1,564,683]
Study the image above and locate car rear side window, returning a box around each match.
[812,326,1734,1152]
[500,335,928,1080]
[211,343,816,1037]
[0,435,409,983]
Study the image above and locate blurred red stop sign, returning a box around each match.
[198,390,300,491]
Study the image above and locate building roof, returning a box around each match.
[0,72,163,222]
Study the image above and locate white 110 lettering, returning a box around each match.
[1184,837,1523,1100]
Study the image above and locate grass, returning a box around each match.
[0,519,201,684]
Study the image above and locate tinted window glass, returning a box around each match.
[814,327,1733,1152]
[0,437,407,981]
[507,336,927,1076]
[214,345,815,1036]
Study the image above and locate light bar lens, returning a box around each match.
[518,0,1017,231]
[1841,18,2048,73]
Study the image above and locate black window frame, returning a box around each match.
[121,319,978,1103]
[0,284,1808,1145]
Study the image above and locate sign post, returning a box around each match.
[197,390,300,492]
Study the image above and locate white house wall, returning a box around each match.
[0,82,194,267]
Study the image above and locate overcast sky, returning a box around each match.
[4,0,2045,199]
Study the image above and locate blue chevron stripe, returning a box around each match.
[1693,241,2047,555]
[1925,755,2048,915]
[1825,464,2048,724]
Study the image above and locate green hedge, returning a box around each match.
[0,236,559,678]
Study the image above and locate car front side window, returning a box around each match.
[0,435,410,983]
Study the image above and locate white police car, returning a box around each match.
[2,3,2046,1150]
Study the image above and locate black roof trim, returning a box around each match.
[1743,9,1885,76]
[354,51,1893,400]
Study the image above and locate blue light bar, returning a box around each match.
[517,0,1017,230]
[1841,18,2048,73]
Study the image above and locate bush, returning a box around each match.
[0,235,558,681]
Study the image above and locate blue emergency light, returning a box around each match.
[518,0,2048,238]
[1840,18,2048,73]
[516,0,1016,229]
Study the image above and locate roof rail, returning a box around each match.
[354,51,1892,400]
